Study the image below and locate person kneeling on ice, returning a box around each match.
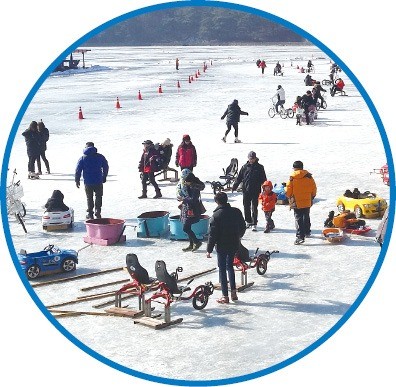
[221,99,248,143]
[206,192,246,304]
[258,180,277,233]
[178,171,205,252]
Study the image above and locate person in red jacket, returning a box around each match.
[330,78,345,96]
[258,180,277,233]
[175,134,197,172]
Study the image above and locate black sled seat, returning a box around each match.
[126,253,156,285]
[111,253,157,311]
[207,158,239,194]
[155,260,183,295]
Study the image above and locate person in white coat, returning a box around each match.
[273,85,286,114]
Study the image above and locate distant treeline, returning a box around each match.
[85,7,306,46]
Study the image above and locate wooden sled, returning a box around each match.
[322,227,345,243]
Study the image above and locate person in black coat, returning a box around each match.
[300,90,315,125]
[36,120,50,174]
[178,172,205,252]
[232,151,266,231]
[44,190,69,212]
[312,81,327,109]
[221,99,248,143]
[22,120,41,179]
[206,192,246,304]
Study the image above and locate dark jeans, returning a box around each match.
[314,94,325,107]
[275,99,285,113]
[182,217,199,245]
[264,211,275,229]
[37,150,50,173]
[141,172,160,193]
[225,122,238,138]
[85,183,103,215]
[28,155,38,173]
[217,250,237,297]
[293,207,311,239]
[242,191,259,225]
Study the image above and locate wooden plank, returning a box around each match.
[31,266,125,288]
[134,316,183,329]
[46,224,69,231]
[104,307,145,318]
[80,278,129,292]
[92,294,135,309]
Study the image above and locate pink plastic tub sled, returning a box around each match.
[84,218,126,245]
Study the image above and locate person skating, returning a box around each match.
[138,140,162,199]
[285,160,317,245]
[221,99,249,143]
[75,142,109,219]
[232,151,266,231]
[206,192,246,304]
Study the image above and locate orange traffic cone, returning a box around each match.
[138,90,143,100]
[116,97,121,109]
[177,80,180,88]
[158,84,163,93]
[78,107,84,119]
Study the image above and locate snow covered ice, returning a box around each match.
[4,45,390,383]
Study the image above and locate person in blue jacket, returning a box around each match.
[75,142,109,219]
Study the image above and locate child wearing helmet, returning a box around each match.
[258,180,277,233]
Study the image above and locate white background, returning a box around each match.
[0,1,394,386]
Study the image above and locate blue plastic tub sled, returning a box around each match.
[169,215,210,240]
[137,211,170,238]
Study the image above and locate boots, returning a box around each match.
[153,189,162,199]
[138,192,147,199]
[191,241,202,252]
[182,243,194,252]
[28,172,39,180]
[231,290,238,301]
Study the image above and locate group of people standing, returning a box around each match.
[206,154,317,304]
[22,120,50,179]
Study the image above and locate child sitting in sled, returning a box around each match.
[324,210,365,229]
[44,190,70,212]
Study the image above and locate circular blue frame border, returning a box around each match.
[1,0,394,385]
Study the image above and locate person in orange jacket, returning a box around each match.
[285,160,317,245]
[258,180,277,233]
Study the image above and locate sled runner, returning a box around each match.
[137,260,214,329]
[322,228,345,243]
